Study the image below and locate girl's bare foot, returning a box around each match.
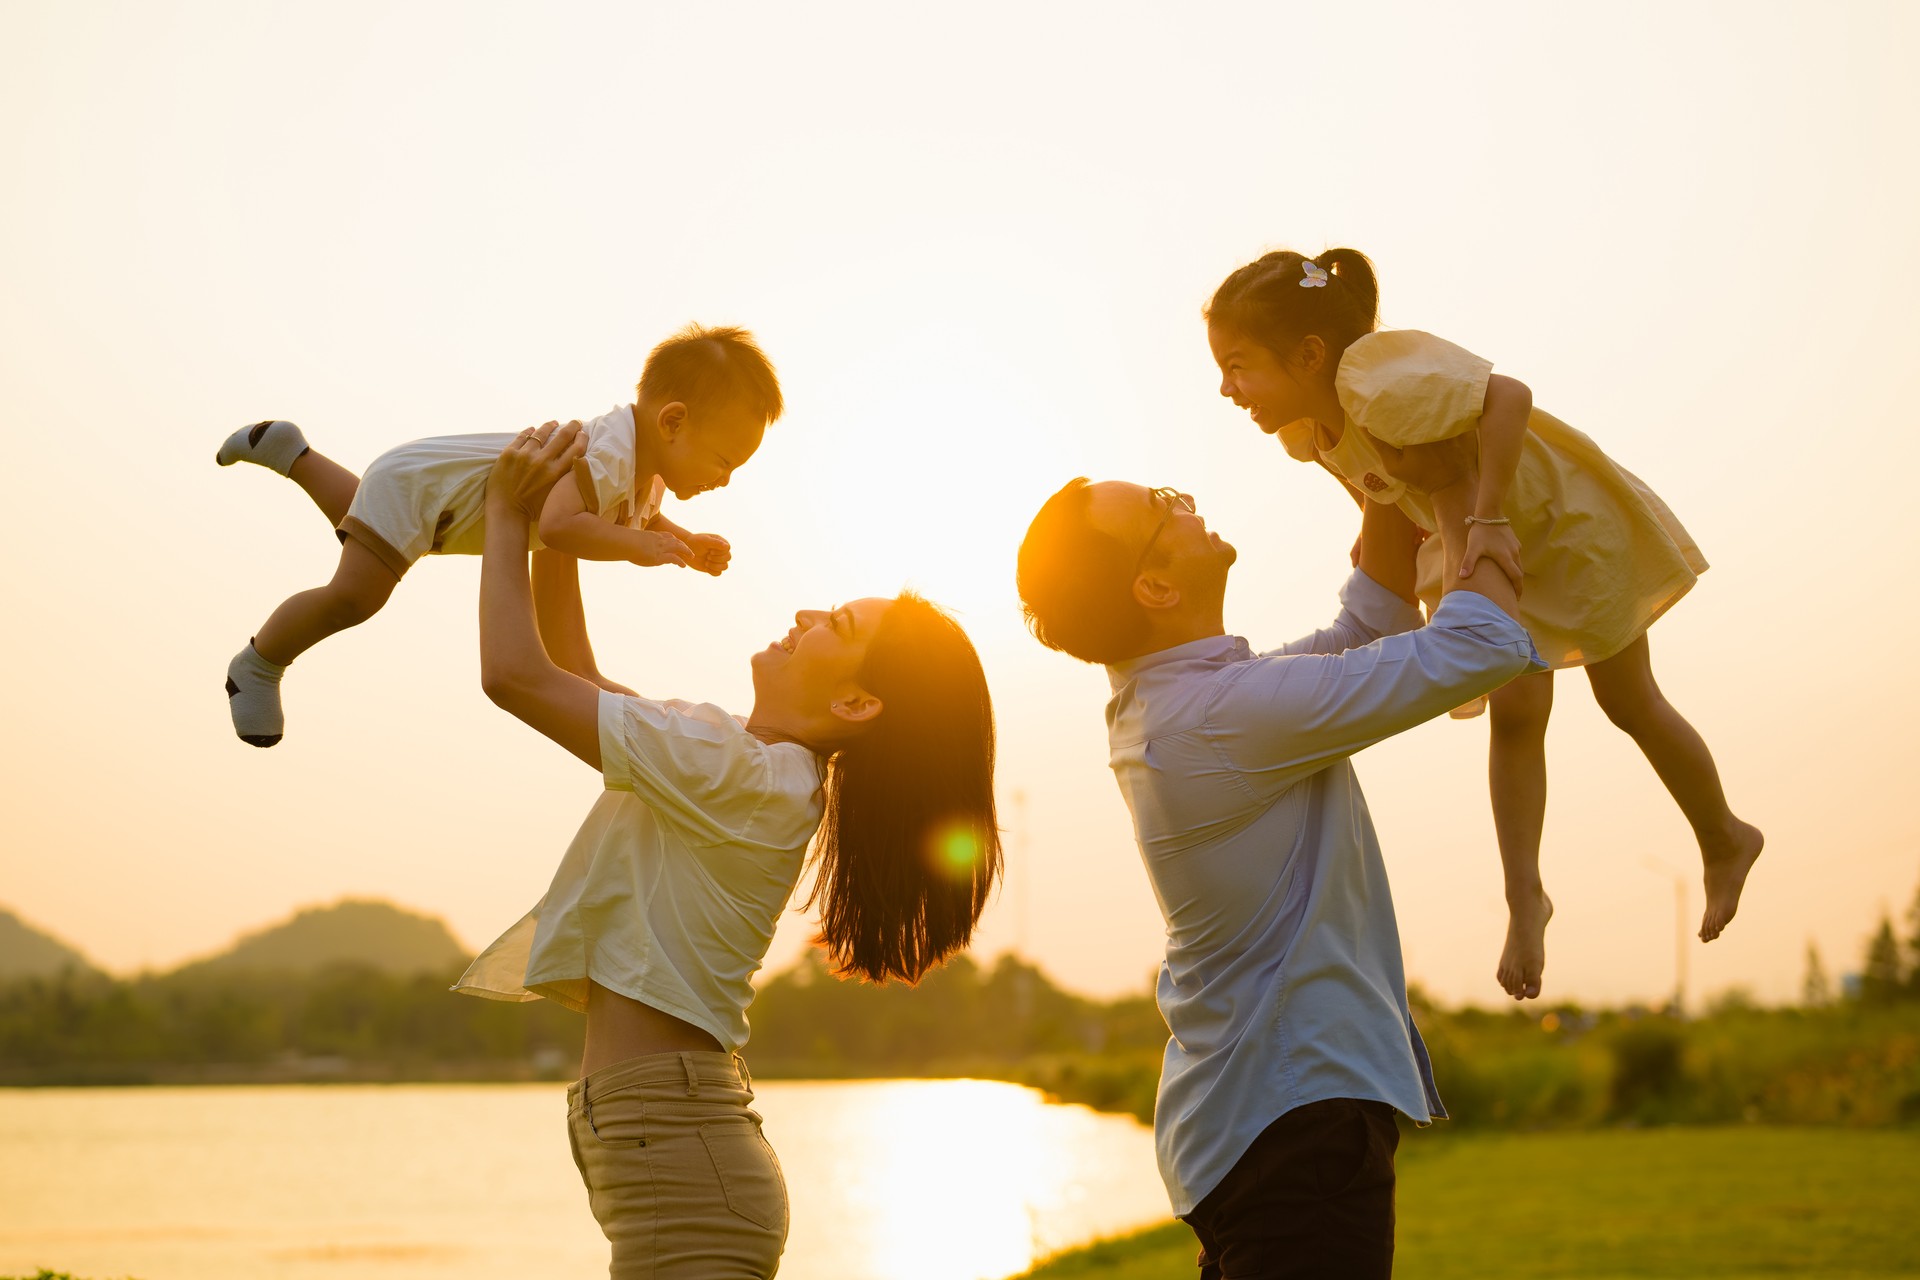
[1497,890,1554,1000]
[1699,820,1764,941]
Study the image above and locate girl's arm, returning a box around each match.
[538,469,695,568]
[481,427,604,769]
[531,549,638,696]
[1462,373,1532,585]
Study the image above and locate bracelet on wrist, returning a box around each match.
[1464,515,1511,527]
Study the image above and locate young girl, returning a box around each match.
[1205,248,1763,1001]
[216,323,776,748]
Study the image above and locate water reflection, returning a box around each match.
[0,1079,1166,1280]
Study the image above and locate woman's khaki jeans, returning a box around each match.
[566,1050,789,1279]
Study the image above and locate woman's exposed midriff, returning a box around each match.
[581,980,725,1076]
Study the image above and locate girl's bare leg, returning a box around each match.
[1585,633,1763,941]
[1489,669,1555,1001]
[254,538,401,665]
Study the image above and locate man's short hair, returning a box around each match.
[638,323,784,424]
[1017,477,1153,665]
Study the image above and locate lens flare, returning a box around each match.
[932,823,980,874]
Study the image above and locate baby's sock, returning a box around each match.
[225,641,287,747]
[216,420,310,476]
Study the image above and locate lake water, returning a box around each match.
[0,1079,1171,1280]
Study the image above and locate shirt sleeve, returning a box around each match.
[1209,590,1542,797]
[571,408,636,522]
[1336,330,1494,447]
[597,690,774,844]
[1258,568,1424,659]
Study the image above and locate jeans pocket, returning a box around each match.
[566,1111,591,1181]
[700,1117,788,1233]
[583,1092,650,1149]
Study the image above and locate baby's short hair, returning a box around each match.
[638,324,784,425]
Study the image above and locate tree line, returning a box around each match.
[0,948,1161,1086]
[4,874,1916,1132]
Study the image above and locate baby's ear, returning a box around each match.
[653,401,689,439]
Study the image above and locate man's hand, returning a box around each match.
[488,420,585,522]
[683,533,732,577]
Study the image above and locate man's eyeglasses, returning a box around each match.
[1134,487,1196,574]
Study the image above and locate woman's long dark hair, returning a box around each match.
[806,592,1002,983]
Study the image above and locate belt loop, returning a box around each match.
[734,1053,753,1090]
[680,1052,699,1097]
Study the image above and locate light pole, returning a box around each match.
[1012,788,1030,961]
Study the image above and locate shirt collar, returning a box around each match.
[1106,633,1250,692]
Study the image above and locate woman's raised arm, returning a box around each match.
[479,423,604,769]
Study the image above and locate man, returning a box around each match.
[1015,443,1538,1278]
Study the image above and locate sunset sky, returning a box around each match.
[3,1,1917,1010]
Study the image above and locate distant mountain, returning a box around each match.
[171,899,470,979]
[0,908,101,980]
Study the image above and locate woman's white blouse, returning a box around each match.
[456,691,826,1052]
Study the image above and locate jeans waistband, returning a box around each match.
[567,1050,754,1108]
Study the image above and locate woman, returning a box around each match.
[455,423,1002,1278]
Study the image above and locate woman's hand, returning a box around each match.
[488,420,586,522]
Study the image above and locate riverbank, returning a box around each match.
[1013,1127,1920,1279]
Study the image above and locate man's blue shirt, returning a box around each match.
[1104,571,1540,1213]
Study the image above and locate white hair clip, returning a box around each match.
[1299,261,1329,288]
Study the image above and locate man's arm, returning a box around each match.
[1214,464,1538,793]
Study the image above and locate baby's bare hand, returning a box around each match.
[683,533,732,577]
[630,528,695,569]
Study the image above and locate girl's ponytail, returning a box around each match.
[1207,245,1381,361]
[1313,247,1379,333]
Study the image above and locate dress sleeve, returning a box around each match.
[571,408,636,520]
[1335,330,1494,447]
[597,690,775,843]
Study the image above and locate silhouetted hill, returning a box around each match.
[169,899,469,979]
[0,908,100,980]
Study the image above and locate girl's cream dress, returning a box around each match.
[1280,329,1706,676]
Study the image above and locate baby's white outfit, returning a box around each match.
[339,405,666,578]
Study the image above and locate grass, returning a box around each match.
[1016,1127,1920,1279]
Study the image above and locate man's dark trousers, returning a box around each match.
[1182,1097,1400,1279]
